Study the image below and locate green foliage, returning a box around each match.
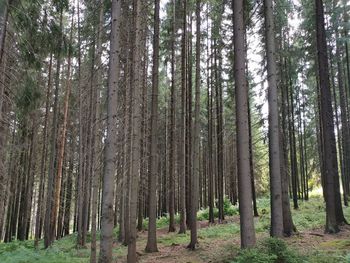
[15,75,41,117]
[0,235,88,263]
[157,233,188,246]
[224,196,239,216]
[291,197,325,230]
[306,251,349,263]
[231,238,302,263]
[232,248,278,263]
[198,223,240,239]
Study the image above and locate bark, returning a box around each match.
[52,13,74,241]
[127,0,143,261]
[178,0,187,235]
[188,0,200,250]
[44,9,63,248]
[0,0,10,66]
[91,1,104,261]
[280,55,295,236]
[0,26,9,241]
[286,59,299,210]
[335,28,350,206]
[248,96,258,217]
[207,7,214,223]
[145,0,160,253]
[264,0,284,238]
[63,128,74,236]
[168,0,176,233]
[315,0,341,233]
[99,0,121,261]
[76,0,85,247]
[233,0,256,248]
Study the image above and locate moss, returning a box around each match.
[320,239,350,250]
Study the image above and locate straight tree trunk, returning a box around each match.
[335,27,350,206]
[34,53,52,247]
[145,0,160,253]
[168,0,176,233]
[127,0,143,261]
[178,0,187,235]
[0,0,10,66]
[63,127,75,236]
[99,0,121,261]
[315,0,341,233]
[91,1,104,262]
[52,13,74,241]
[233,0,256,248]
[264,0,284,238]
[44,9,63,248]
[280,56,295,236]
[207,8,214,223]
[188,0,200,250]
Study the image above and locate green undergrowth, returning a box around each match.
[0,234,89,263]
[1,195,350,262]
[231,238,302,263]
[231,238,350,263]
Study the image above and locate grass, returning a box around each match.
[0,234,88,263]
[1,195,349,262]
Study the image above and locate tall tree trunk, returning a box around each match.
[315,0,341,233]
[145,0,160,253]
[53,13,74,241]
[178,0,187,235]
[207,7,214,223]
[44,9,63,248]
[264,0,284,238]
[280,55,295,236]
[233,0,256,248]
[168,0,176,233]
[91,1,104,261]
[127,0,143,261]
[0,0,10,66]
[63,127,75,236]
[34,53,52,247]
[335,26,350,206]
[99,0,121,261]
[188,0,201,250]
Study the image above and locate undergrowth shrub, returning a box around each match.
[231,238,302,263]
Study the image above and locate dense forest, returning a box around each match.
[0,0,350,262]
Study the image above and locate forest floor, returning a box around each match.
[1,195,350,263]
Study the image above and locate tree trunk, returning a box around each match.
[44,9,63,248]
[233,0,256,248]
[34,53,53,247]
[145,0,160,253]
[99,0,121,261]
[315,0,341,233]
[90,1,104,261]
[178,0,187,235]
[188,0,201,250]
[127,0,143,261]
[264,0,284,238]
[52,13,74,241]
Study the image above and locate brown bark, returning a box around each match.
[52,13,74,241]
[127,0,143,261]
[233,0,256,248]
[168,0,176,233]
[99,0,121,261]
[178,0,187,235]
[315,0,341,233]
[188,0,201,250]
[44,9,63,248]
[145,0,160,253]
[264,0,284,237]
